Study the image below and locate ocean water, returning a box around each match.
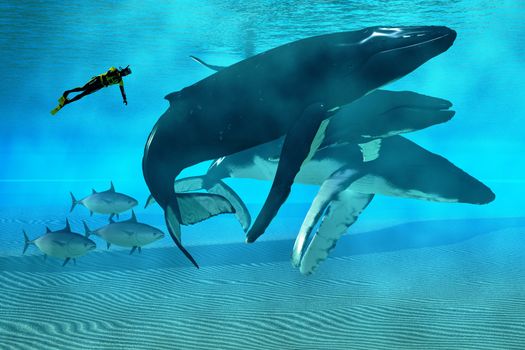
[1,1,525,349]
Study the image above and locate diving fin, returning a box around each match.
[246,103,332,243]
[50,96,67,116]
[50,106,61,116]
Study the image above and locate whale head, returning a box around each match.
[295,26,457,106]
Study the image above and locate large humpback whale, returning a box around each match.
[145,89,456,227]
[167,90,494,273]
[143,26,457,267]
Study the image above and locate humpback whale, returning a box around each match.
[23,220,97,266]
[84,211,165,254]
[70,182,138,220]
[143,26,457,267]
[176,135,494,273]
[166,89,494,273]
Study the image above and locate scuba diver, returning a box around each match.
[51,66,132,115]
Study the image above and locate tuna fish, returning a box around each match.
[23,219,97,266]
[84,210,164,254]
[70,181,138,219]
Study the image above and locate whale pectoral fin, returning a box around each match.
[291,166,363,267]
[246,103,332,243]
[372,136,495,204]
[299,190,374,275]
[176,193,235,225]
[165,193,235,268]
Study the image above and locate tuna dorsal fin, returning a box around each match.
[64,219,71,232]
[109,181,115,192]
[129,210,137,223]
[45,226,52,234]
[92,188,97,194]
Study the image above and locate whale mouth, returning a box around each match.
[377,26,457,55]
[383,32,456,55]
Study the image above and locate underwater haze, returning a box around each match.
[1,1,525,349]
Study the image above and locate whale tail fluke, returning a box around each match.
[176,192,235,225]
[145,176,251,232]
[164,192,236,268]
[176,176,251,232]
[165,200,199,268]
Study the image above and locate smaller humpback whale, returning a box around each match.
[84,210,165,254]
[70,182,138,220]
[176,136,494,274]
[143,26,457,266]
[23,220,97,266]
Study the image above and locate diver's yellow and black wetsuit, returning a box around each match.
[51,66,131,115]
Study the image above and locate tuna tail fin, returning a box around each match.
[83,221,93,237]
[22,230,33,254]
[70,192,79,213]
[174,175,251,232]
[145,194,156,208]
